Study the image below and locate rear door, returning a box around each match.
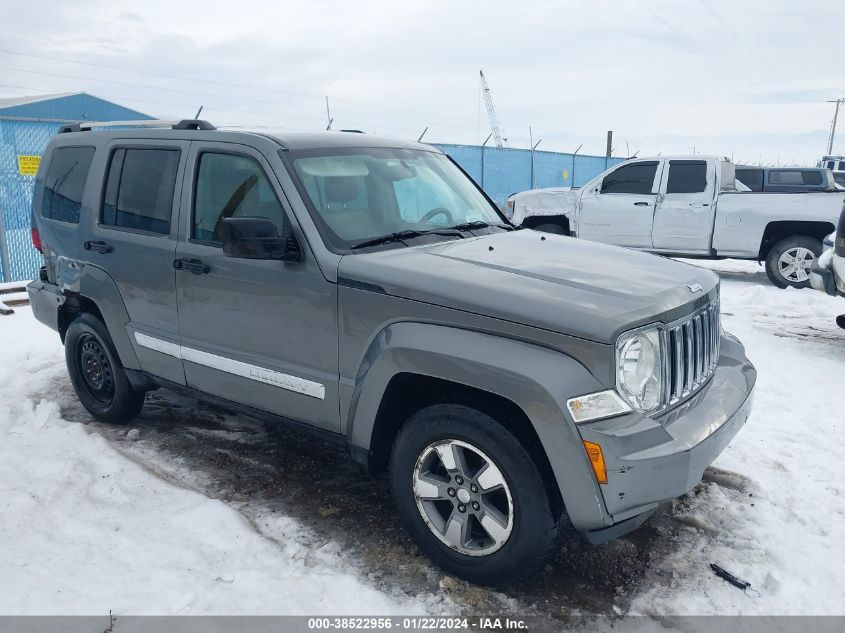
[173,141,339,433]
[652,159,715,253]
[577,160,661,248]
[86,139,188,385]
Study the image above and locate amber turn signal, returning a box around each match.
[582,440,608,485]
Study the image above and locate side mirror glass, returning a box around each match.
[220,217,301,261]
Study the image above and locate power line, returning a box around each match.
[698,0,778,75]
[0,47,478,128]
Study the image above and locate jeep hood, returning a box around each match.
[337,231,719,344]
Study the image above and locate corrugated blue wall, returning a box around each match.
[432,143,624,207]
[0,94,152,281]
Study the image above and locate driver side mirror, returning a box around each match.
[220,217,301,262]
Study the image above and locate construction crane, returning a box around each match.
[479,70,505,148]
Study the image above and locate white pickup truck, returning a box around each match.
[507,156,845,288]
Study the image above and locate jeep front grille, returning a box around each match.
[664,300,720,406]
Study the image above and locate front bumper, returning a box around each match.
[810,262,838,296]
[576,334,756,540]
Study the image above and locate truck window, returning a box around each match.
[735,168,763,192]
[768,170,823,186]
[666,160,707,194]
[193,152,288,243]
[600,162,658,194]
[102,148,180,235]
[41,146,96,223]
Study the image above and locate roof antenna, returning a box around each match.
[194,105,204,119]
[325,96,333,130]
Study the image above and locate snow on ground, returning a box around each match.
[0,314,431,615]
[0,257,844,616]
[630,259,845,615]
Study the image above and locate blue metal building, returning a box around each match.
[0,93,152,282]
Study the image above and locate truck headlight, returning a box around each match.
[616,327,663,412]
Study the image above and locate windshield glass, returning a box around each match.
[834,172,845,187]
[289,148,504,250]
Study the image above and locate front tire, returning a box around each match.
[65,313,145,423]
[765,235,821,289]
[389,403,563,585]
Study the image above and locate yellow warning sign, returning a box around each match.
[17,155,41,176]
[562,169,570,180]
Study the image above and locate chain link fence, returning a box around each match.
[0,118,67,282]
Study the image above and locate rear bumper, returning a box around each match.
[26,279,63,333]
[576,334,756,535]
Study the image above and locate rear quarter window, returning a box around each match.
[41,146,96,223]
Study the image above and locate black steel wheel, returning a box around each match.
[65,313,145,423]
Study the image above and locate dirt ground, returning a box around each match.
[56,378,719,619]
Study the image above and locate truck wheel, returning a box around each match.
[533,222,567,235]
[65,313,145,424]
[390,403,563,585]
[765,235,822,289]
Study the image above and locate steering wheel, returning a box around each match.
[418,207,454,225]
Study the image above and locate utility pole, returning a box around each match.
[827,98,844,155]
[605,131,613,169]
[481,133,492,189]
[325,96,333,131]
[571,144,582,187]
[529,127,542,189]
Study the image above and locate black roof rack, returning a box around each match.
[58,119,217,133]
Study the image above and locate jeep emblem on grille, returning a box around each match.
[687,282,704,293]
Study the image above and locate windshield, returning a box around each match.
[289,148,505,251]
[834,172,845,187]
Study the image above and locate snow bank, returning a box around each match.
[0,314,425,615]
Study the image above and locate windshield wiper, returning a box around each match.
[350,229,462,250]
[447,220,515,232]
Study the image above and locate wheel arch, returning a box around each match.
[57,263,140,371]
[344,321,613,531]
[758,220,834,260]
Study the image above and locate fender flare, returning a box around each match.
[345,321,613,530]
[60,260,141,371]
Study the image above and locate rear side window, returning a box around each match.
[601,162,658,194]
[666,160,707,194]
[736,168,763,192]
[193,152,288,243]
[41,146,96,223]
[102,148,180,235]
[768,170,823,186]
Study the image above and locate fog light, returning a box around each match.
[582,441,608,485]
[566,390,631,423]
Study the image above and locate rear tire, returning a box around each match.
[765,235,822,289]
[389,403,563,585]
[65,313,145,423]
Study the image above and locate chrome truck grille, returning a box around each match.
[663,300,721,406]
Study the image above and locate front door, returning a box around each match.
[652,159,715,253]
[577,160,661,248]
[173,142,339,432]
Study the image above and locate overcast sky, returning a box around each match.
[0,0,843,164]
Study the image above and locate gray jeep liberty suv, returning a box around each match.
[27,120,756,584]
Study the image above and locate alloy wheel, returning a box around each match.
[777,246,815,283]
[412,439,514,556]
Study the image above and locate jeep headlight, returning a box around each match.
[616,327,663,413]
